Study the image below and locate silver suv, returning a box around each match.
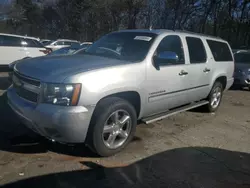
[7,30,234,156]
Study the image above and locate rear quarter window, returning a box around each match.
[0,35,21,47]
[206,40,233,62]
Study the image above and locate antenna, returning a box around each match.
[149,25,153,31]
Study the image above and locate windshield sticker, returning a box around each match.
[134,36,152,41]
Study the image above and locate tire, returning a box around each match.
[86,97,137,157]
[203,82,223,113]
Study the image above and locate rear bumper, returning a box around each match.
[7,87,95,143]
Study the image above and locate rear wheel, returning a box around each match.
[204,82,223,112]
[86,97,137,157]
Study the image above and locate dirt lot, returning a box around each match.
[0,72,250,188]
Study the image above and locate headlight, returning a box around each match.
[238,69,246,75]
[43,83,81,106]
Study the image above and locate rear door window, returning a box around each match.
[206,40,233,61]
[186,37,207,64]
[0,35,22,47]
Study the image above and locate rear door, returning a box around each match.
[184,36,212,102]
[22,38,46,57]
[0,35,26,66]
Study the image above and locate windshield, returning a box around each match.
[234,53,250,64]
[43,40,55,46]
[85,32,157,62]
[41,40,50,45]
[81,43,91,49]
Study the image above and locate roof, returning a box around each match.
[81,42,92,45]
[117,29,225,41]
[57,39,79,42]
[0,33,39,40]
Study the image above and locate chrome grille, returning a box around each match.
[13,71,41,103]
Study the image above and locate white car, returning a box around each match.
[45,39,80,51]
[0,33,49,68]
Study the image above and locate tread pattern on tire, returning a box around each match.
[204,82,223,113]
[86,97,137,157]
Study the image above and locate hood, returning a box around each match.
[235,63,250,71]
[15,55,131,82]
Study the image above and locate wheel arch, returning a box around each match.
[213,75,227,90]
[95,91,142,118]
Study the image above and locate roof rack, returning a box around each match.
[175,30,221,39]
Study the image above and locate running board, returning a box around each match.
[142,100,209,124]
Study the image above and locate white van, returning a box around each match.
[0,33,48,68]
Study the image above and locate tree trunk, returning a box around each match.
[236,0,247,39]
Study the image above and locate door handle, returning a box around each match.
[179,70,188,76]
[203,68,211,73]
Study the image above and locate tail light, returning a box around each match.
[40,48,52,55]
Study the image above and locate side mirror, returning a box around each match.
[154,51,179,66]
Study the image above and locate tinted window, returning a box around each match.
[81,44,91,48]
[156,35,185,65]
[0,35,21,47]
[186,37,207,63]
[33,40,44,48]
[64,41,72,45]
[44,40,54,46]
[234,52,250,64]
[85,32,157,62]
[55,41,64,45]
[23,38,44,48]
[207,40,233,61]
[71,42,80,46]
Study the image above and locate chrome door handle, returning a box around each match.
[179,70,188,76]
[203,68,211,73]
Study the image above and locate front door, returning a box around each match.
[144,35,192,117]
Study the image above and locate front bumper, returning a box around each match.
[7,87,95,143]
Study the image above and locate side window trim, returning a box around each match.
[186,36,207,64]
[153,34,186,67]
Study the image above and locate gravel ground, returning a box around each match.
[0,72,250,188]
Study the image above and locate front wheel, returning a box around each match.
[86,97,137,157]
[204,82,223,112]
